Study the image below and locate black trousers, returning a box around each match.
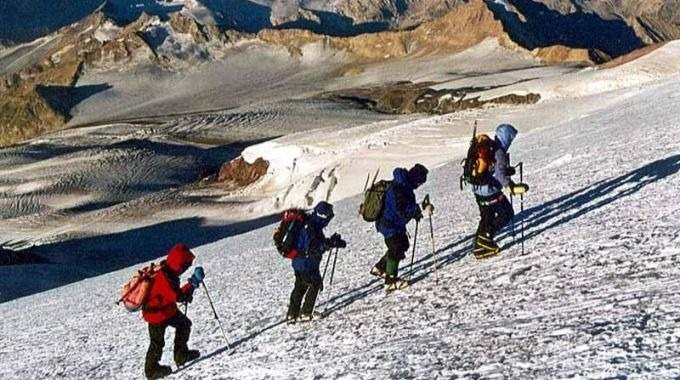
[374,233,410,278]
[476,193,514,238]
[288,271,323,317]
[145,312,192,375]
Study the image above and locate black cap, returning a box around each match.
[408,164,428,187]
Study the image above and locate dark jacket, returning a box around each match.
[291,214,330,274]
[376,168,420,238]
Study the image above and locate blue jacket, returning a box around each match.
[474,126,517,197]
[376,168,421,238]
[291,214,329,274]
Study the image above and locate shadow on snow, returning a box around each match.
[166,154,680,366]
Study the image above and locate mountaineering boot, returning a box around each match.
[174,349,200,367]
[474,233,500,259]
[385,276,409,292]
[286,314,297,325]
[298,311,323,323]
[146,364,172,379]
[370,266,386,278]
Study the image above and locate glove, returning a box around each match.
[505,167,516,176]
[329,233,347,249]
[188,266,205,288]
[414,211,423,222]
[510,183,529,195]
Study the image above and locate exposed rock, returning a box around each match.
[217,157,270,188]
[599,43,666,70]
[325,81,541,115]
[169,12,208,43]
[259,0,516,62]
[0,12,159,147]
[532,45,609,65]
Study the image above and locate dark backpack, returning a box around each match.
[359,180,392,222]
[461,125,497,189]
[273,209,307,259]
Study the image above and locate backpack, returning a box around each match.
[460,124,497,189]
[359,180,392,222]
[273,209,307,259]
[117,263,163,312]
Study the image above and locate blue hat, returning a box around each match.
[496,124,518,150]
[313,201,334,222]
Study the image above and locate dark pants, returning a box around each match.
[145,312,192,376]
[476,193,514,238]
[374,233,410,280]
[288,271,323,317]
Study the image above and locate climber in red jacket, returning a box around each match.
[143,243,205,379]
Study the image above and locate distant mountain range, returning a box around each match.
[1,0,678,48]
[0,0,678,147]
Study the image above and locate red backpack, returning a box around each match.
[273,209,307,259]
[117,263,164,312]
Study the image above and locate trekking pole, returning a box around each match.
[428,213,439,282]
[328,248,339,288]
[509,153,516,243]
[519,162,525,255]
[201,280,232,349]
[408,220,420,280]
[319,248,339,316]
[510,193,516,243]
[321,250,332,281]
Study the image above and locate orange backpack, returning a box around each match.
[461,123,497,189]
[117,263,164,312]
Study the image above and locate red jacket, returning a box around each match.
[143,243,195,325]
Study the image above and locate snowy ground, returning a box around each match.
[1,42,679,378]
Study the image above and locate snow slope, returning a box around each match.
[1,69,679,378]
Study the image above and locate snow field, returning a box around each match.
[1,73,679,379]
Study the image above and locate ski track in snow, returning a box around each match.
[0,71,679,379]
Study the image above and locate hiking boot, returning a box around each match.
[174,349,200,367]
[474,234,500,259]
[286,314,297,325]
[385,277,409,292]
[298,311,323,322]
[370,266,386,278]
[146,364,172,379]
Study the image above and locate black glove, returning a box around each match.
[414,211,423,222]
[184,293,194,304]
[506,167,516,176]
[329,233,347,249]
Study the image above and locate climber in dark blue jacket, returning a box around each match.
[371,164,429,291]
[287,201,346,323]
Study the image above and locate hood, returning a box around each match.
[495,124,518,150]
[166,243,195,275]
[393,168,412,188]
